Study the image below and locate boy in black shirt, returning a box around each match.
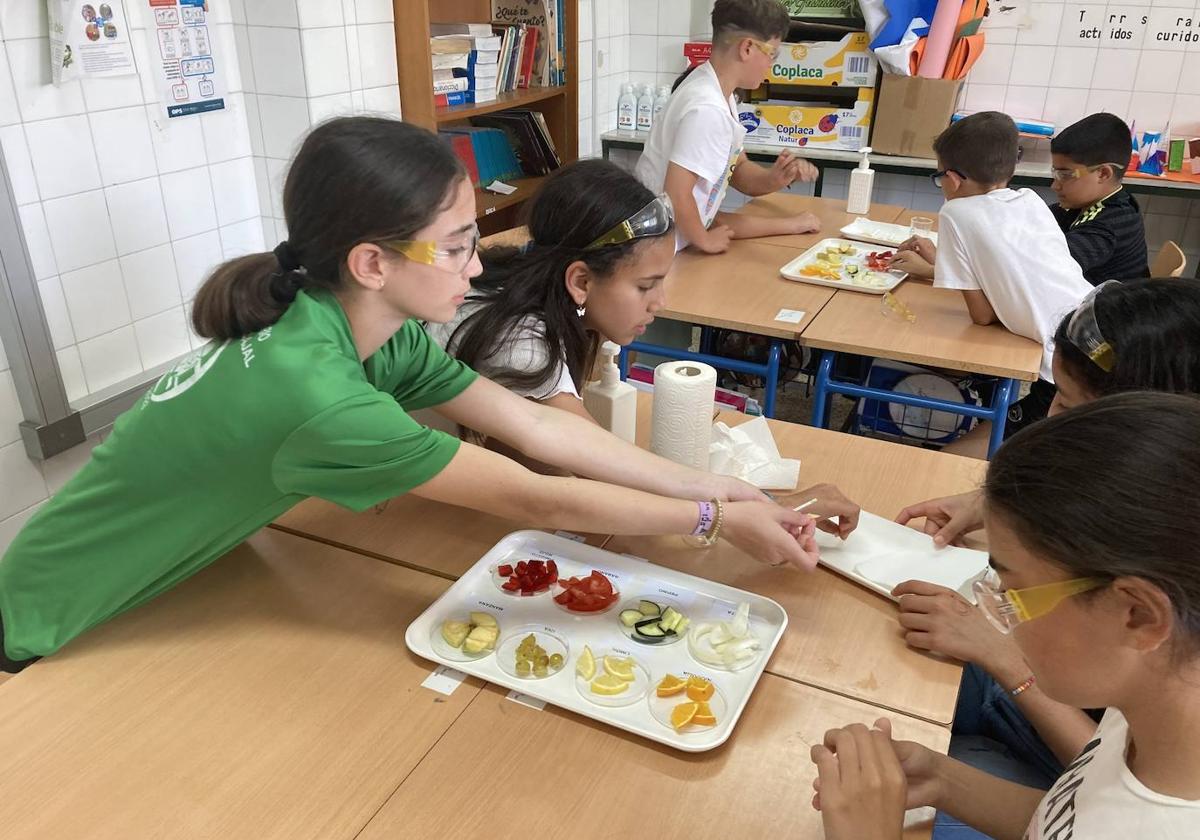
[1049,113,1149,285]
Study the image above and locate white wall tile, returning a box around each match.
[42,189,117,273]
[37,277,75,350]
[253,157,272,218]
[244,94,266,157]
[1090,49,1140,90]
[87,106,158,186]
[358,23,399,88]
[134,308,191,369]
[199,94,255,163]
[78,326,142,393]
[1085,89,1133,121]
[59,260,132,343]
[245,0,299,27]
[212,23,246,94]
[1,126,39,205]
[1042,88,1089,130]
[160,168,218,240]
[147,107,209,173]
[1049,46,1098,87]
[173,230,224,301]
[658,0,693,37]
[6,38,86,123]
[1145,6,1195,53]
[80,73,144,112]
[0,42,21,128]
[120,244,182,320]
[631,0,659,35]
[209,157,260,225]
[55,347,87,403]
[630,35,657,73]
[1019,3,1067,45]
[219,218,266,259]
[354,0,393,24]
[258,95,311,159]
[0,370,24,448]
[1101,5,1149,48]
[230,0,247,25]
[1128,91,1175,127]
[1134,51,1184,92]
[105,178,171,256]
[963,83,1007,112]
[0,329,7,372]
[580,0,595,40]
[360,85,400,114]
[1009,46,1056,86]
[307,92,353,123]
[969,43,1017,85]
[1174,93,1200,136]
[0,441,49,522]
[266,157,288,217]
[249,26,307,97]
[24,115,102,201]
[1003,85,1048,118]
[40,436,98,495]
[234,24,257,90]
[301,27,352,96]
[0,500,47,561]
[344,23,364,90]
[579,40,594,82]
[297,0,344,28]
[657,37,689,75]
[0,0,49,39]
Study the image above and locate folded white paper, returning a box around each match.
[815,510,989,602]
[708,416,800,490]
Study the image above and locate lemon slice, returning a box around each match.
[603,655,635,682]
[576,645,596,681]
[590,673,629,696]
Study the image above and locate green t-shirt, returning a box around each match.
[0,290,477,661]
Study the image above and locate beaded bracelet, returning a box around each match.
[1009,675,1036,698]
[692,501,716,536]
[701,499,724,546]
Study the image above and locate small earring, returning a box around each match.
[378,280,386,290]
[576,304,586,318]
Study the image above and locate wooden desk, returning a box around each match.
[738,192,909,250]
[358,678,950,840]
[803,282,1043,381]
[612,399,984,724]
[0,529,484,840]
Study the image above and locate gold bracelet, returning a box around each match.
[703,498,724,545]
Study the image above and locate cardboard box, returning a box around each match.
[782,0,861,18]
[767,32,877,88]
[870,74,963,158]
[737,87,874,151]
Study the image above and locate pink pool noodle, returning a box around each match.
[918,0,963,79]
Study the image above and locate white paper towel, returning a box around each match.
[709,417,800,490]
[651,361,717,469]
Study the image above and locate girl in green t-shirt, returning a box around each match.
[0,116,847,672]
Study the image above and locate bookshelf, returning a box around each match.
[394,0,579,235]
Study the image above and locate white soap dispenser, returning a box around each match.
[636,84,655,132]
[583,341,638,443]
[617,83,637,132]
[846,145,875,215]
[653,85,670,121]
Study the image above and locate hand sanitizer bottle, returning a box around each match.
[617,84,637,133]
[582,341,637,443]
[846,145,875,215]
[636,84,655,132]
[653,85,670,121]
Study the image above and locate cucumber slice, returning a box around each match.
[674,617,690,636]
[637,600,661,617]
[619,609,644,627]
[633,617,667,643]
[660,606,682,631]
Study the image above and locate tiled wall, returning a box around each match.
[0,0,401,559]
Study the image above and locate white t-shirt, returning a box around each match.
[1025,708,1200,839]
[425,300,579,401]
[933,188,1092,382]
[634,61,745,251]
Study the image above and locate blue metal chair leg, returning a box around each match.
[812,352,834,428]
[763,341,782,418]
[986,378,1016,458]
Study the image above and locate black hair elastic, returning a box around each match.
[269,240,306,302]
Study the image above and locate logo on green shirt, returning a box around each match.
[148,341,228,403]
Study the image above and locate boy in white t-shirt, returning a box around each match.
[634,0,821,254]
[892,111,1092,456]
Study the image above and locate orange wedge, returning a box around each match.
[685,675,714,702]
[693,700,716,726]
[656,674,687,697]
[671,701,700,730]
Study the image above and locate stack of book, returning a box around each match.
[431,23,501,107]
[439,109,562,188]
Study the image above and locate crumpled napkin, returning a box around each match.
[708,416,800,490]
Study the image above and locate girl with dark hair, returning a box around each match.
[813,393,1200,839]
[887,277,1200,799]
[0,117,824,674]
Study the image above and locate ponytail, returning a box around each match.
[191,117,466,341]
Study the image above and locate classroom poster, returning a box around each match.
[148,0,226,119]
[48,0,138,84]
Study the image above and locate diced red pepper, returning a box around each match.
[547,560,558,576]
[501,579,520,592]
[497,564,513,577]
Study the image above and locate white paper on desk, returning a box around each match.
[708,416,800,490]
[815,511,989,602]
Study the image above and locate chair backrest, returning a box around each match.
[1151,240,1187,278]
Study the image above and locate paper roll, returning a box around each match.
[917,0,962,79]
[650,361,717,470]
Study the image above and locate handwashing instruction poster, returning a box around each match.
[48,1,137,83]
[148,0,225,119]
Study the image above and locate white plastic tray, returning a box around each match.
[780,237,906,295]
[840,217,940,248]
[405,530,788,752]
[814,511,990,602]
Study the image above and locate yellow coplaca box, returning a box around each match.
[737,87,875,151]
[767,32,877,88]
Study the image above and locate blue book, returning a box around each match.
[443,128,496,182]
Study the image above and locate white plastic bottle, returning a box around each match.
[636,84,655,132]
[583,341,637,443]
[652,85,670,121]
[617,83,637,133]
[846,145,875,215]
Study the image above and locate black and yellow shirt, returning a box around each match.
[1051,188,1149,286]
